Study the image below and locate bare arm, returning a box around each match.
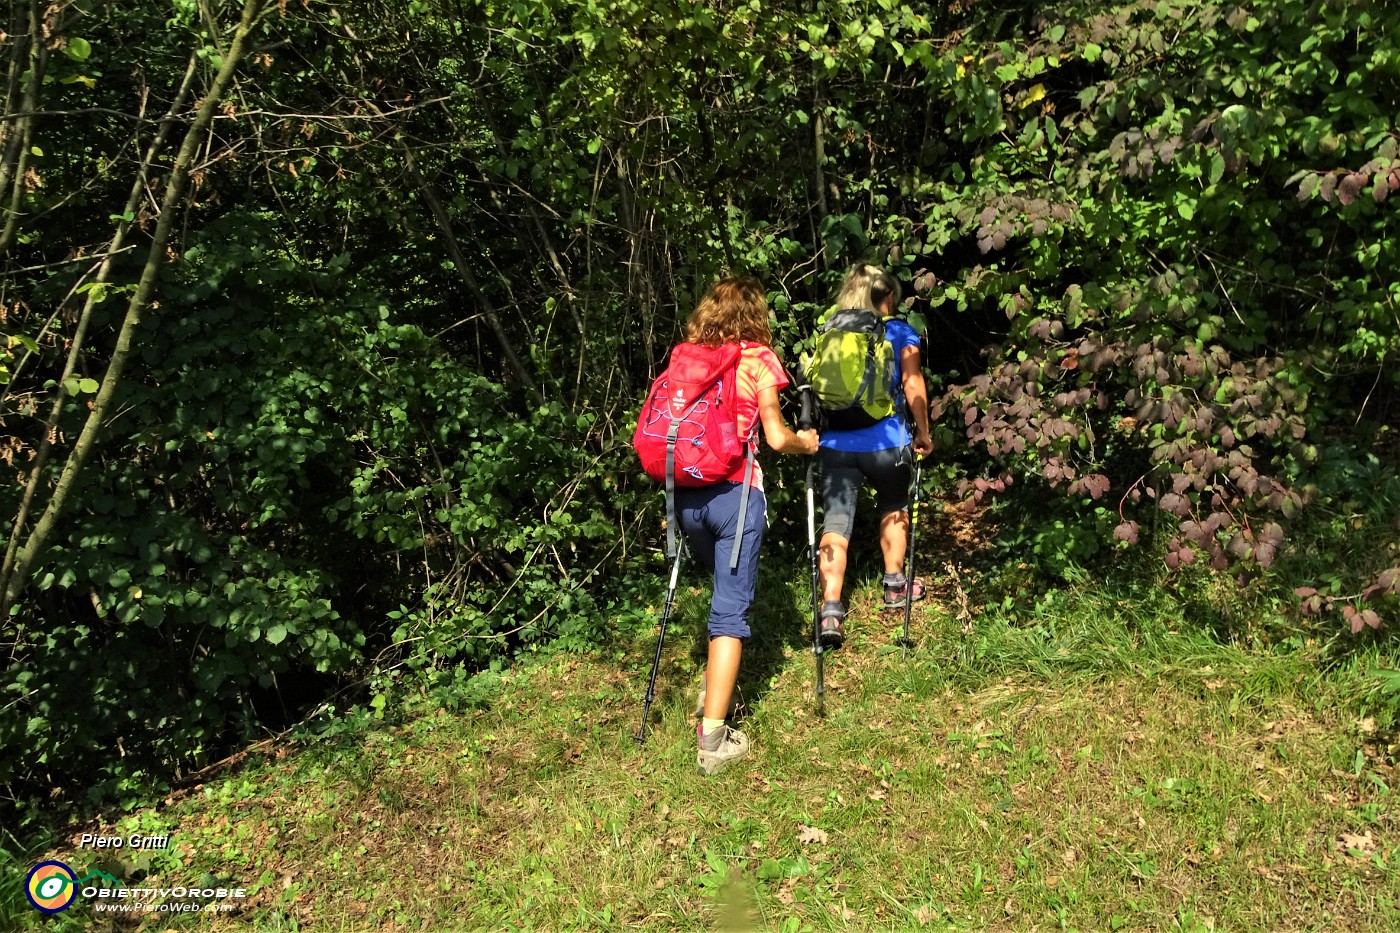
[757,386,819,455]
[901,343,933,456]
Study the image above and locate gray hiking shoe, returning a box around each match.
[882,573,927,609]
[697,723,750,776]
[818,600,846,649]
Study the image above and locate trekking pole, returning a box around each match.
[636,541,685,745]
[797,385,824,715]
[901,457,922,659]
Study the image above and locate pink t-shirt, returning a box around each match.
[725,343,790,488]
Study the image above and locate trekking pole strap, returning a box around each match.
[664,423,678,560]
[729,446,754,570]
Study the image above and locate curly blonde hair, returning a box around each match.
[685,276,773,347]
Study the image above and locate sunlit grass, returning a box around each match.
[7,570,1399,931]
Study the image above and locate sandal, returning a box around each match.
[818,600,846,650]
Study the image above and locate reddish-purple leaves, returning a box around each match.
[957,473,1014,512]
[941,307,1311,589]
[969,196,1076,255]
[1164,538,1197,570]
[1070,473,1110,499]
[1342,604,1382,634]
[1294,569,1393,631]
[1159,492,1189,517]
[913,271,940,294]
[1113,520,1139,545]
[1257,522,1284,547]
[1301,160,1398,207]
[1337,172,1368,206]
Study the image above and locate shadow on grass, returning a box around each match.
[672,493,909,725]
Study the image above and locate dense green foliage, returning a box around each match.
[1,0,1397,824]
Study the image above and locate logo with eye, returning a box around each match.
[26,860,78,914]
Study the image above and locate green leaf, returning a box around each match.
[65,37,92,62]
[78,377,99,394]
[266,624,287,645]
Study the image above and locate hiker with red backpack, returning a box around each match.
[633,276,818,775]
[805,264,933,649]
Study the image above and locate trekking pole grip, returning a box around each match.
[797,385,815,431]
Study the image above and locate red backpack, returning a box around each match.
[633,342,755,569]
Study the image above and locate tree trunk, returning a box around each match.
[0,0,49,252]
[0,0,269,618]
[0,53,199,598]
[396,140,547,409]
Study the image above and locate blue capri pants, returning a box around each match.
[673,482,767,640]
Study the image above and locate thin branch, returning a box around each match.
[392,136,546,408]
[0,0,48,252]
[1,0,268,617]
[0,245,138,277]
[1,53,199,583]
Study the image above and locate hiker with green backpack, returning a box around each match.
[633,276,818,775]
[806,263,932,648]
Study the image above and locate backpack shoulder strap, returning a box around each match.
[851,312,885,410]
[718,343,755,570]
[729,448,754,570]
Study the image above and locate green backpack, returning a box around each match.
[805,308,897,430]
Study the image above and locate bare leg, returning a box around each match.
[880,510,909,575]
[819,532,848,602]
[703,636,742,721]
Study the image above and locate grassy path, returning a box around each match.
[10,576,1399,931]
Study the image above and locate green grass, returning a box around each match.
[5,569,1399,932]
